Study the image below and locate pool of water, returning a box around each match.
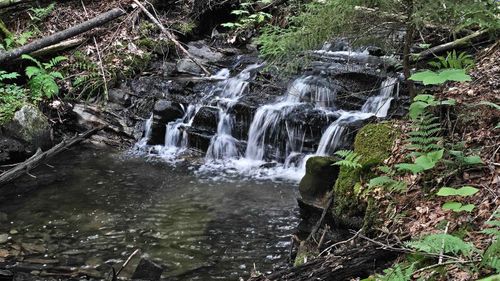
[0,146,299,280]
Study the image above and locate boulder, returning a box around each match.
[2,105,52,153]
[185,128,213,152]
[0,136,27,165]
[227,102,255,140]
[191,106,220,134]
[299,156,340,203]
[186,41,225,62]
[131,258,163,281]
[148,100,185,145]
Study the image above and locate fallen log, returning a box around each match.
[132,0,211,76]
[0,8,125,64]
[31,37,86,57]
[248,243,397,281]
[412,29,490,61]
[0,126,105,186]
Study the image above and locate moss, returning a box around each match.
[299,156,340,203]
[173,21,197,35]
[294,241,318,267]
[136,38,173,55]
[332,122,400,229]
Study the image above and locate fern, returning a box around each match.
[368,175,407,192]
[428,50,474,71]
[376,263,416,281]
[334,150,362,169]
[0,71,26,124]
[405,233,476,257]
[22,54,66,100]
[406,111,442,158]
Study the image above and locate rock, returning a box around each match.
[0,137,27,165]
[0,234,8,244]
[2,104,52,153]
[191,106,219,134]
[147,100,184,145]
[332,122,400,230]
[176,58,203,75]
[131,258,164,281]
[227,102,256,140]
[0,269,13,281]
[8,230,17,235]
[78,268,103,279]
[299,156,340,203]
[0,212,7,222]
[185,128,213,152]
[20,243,46,254]
[23,258,59,264]
[186,41,225,62]
[108,88,132,107]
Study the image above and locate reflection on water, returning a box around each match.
[0,146,299,280]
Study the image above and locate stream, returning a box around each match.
[0,147,299,280]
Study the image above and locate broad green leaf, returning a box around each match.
[427,149,444,163]
[437,186,479,197]
[442,201,462,211]
[439,69,472,83]
[409,101,429,120]
[478,274,500,281]
[395,163,424,174]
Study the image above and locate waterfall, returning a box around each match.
[135,58,399,181]
[135,113,153,149]
[315,77,398,156]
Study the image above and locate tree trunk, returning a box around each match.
[0,8,125,64]
[248,244,397,281]
[402,0,416,99]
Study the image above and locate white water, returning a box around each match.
[137,63,399,182]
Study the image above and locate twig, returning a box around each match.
[116,249,140,277]
[317,225,329,250]
[412,259,481,277]
[132,0,211,76]
[307,194,334,241]
[318,228,362,257]
[439,222,450,264]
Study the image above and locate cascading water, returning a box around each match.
[136,57,399,181]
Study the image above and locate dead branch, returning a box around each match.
[0,8,125,64]
[132,0,211,76]
[412,29,490,61]
[0,126,105,186]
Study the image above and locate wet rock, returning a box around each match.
[0,137,27,165]
[185,129,212,152]
[299,156,340,203]
[191,106,219,134]
[78,268,102,279]
[227,102,255,140]
[0,269,13,281]
[131,258,163,281]
[148,100,184,145]
[0,234,9,244]
[72,104,135,140]
[1,105,52,153]
[0,212,7,222]
[23,258,59,265]
[20,243,45,254]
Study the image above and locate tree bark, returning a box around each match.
[248,244,397,281]
[402,0,416,99]
[30,37,86,57]
[0,126,105,186]
[411,29,489,61]
[0,0,25,9]
[0,8,125,64]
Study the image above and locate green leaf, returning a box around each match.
[479,101,500,111]
[21,54,43,69]
[395,163,424,174]
[477,275,500,281]
[442,202,475,212]
[437,186,479,197]
[463,155,483,165]
[405,233,476,256]
[439,69,472,83]
[50,71,63,79]
[409,101,429,120]
[25,66,41,79]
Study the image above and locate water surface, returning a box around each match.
[0,146,299,280]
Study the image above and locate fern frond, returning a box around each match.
[405,234,476,256]
[334,150,362,169]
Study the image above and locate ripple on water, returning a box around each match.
[0,147,299,280]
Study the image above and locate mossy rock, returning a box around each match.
[299,156,340,204]
[332,122,399,229]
